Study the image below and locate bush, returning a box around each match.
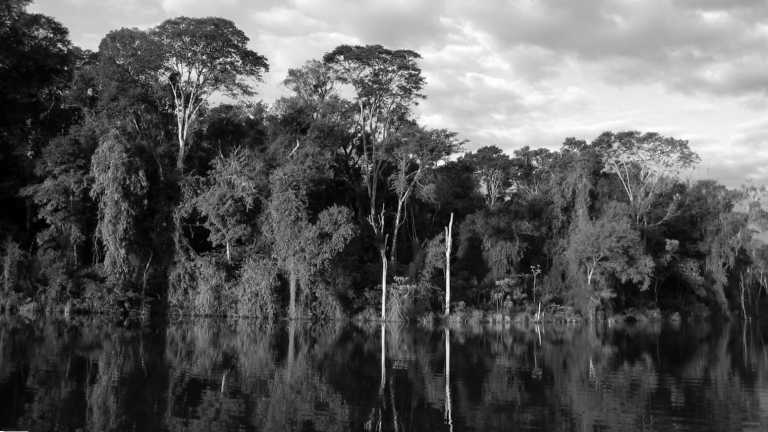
[387,277,435,322]
[234,256,279,321]
[168,254,230,316]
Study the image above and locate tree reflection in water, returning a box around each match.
[0,317,767,431]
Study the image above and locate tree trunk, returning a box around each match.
[379,322,386,396]
[740,273,748,321]
[287,318,296,380]
[2,237,12,294]
[176,131,185,172]
[225,240,231,263]
[390,198,404,267]
[444,327,453,431]
[444,213,454,317]
[289,266,298,320]
[380,247,388,321]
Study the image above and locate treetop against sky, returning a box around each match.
[30,0,768,186]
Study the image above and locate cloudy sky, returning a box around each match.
[29,0,768,186]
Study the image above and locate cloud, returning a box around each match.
[449,0,768,97]
[160,0,242,14]
[28,0,768,186]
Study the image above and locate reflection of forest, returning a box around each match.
[1,318,768,431]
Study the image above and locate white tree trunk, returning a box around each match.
[390,197,404,267]
[445,213,454,317]
[289,267,298,320]
[444,327,453,431]
[381,248,387,321]
[380,322,386,392]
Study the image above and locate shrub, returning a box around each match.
[387,277,435,322]
[234,256,279,321]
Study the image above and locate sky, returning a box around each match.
[28,0,768,187]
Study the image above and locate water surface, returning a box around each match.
[1,317,767,431]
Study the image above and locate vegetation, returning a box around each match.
[2,0,768,322]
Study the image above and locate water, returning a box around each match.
[1,318,767,432]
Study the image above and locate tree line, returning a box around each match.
[2,0,767,322]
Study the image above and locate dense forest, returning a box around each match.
[2,0,768,323]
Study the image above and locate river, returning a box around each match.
[0,317,767,431]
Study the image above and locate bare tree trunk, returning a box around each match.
[176,140,185,172]
[141,251,153,313]
[444,213,454,317]
[289,266,298,320]
[220,370,228,394]
[740,273,748,321]
[2,245,9,294]
[444,327,453,431]
[287,318,296,380]
[176,110,186,172]
[225,240,231,263]
[380,322,386,393]
[380,247,388,321]
[390,198,404,267]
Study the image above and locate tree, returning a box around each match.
[566,202,653,316]
[265,161,356,319]
[461,146,512,208]
[444,213,454,317]
[0,0,73,239]
[90,130,148,286]
[152,17,269,170]
[20,124,98,297]
[510,146,554,198]
[324,44,425,320]
[389,124,460,266]
[180,147,265,262]
[284,60,336,110]
[599,131,699,226]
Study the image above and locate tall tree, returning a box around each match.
[266,160,356,319]
[0,0,73,237]
[179,147,265,262]
[599,131,699,226]
[89,130,148,286]
[510,146,554,199]
[566,201,653,316]
[324,44,425,320]
[389,124,460,266]
[284,60,336,110]
[152,17,269,170]
[461,146,512,209]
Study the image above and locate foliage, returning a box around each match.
[599,131,699,225]
[180,147,266,261]
[566,202,654,314]
[0,5,764,322]
[234,256,279,320]
[90,131,148,285]
[1,237,24,294]
[461,146,512,208]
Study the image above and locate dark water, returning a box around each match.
[1,318,767,432]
